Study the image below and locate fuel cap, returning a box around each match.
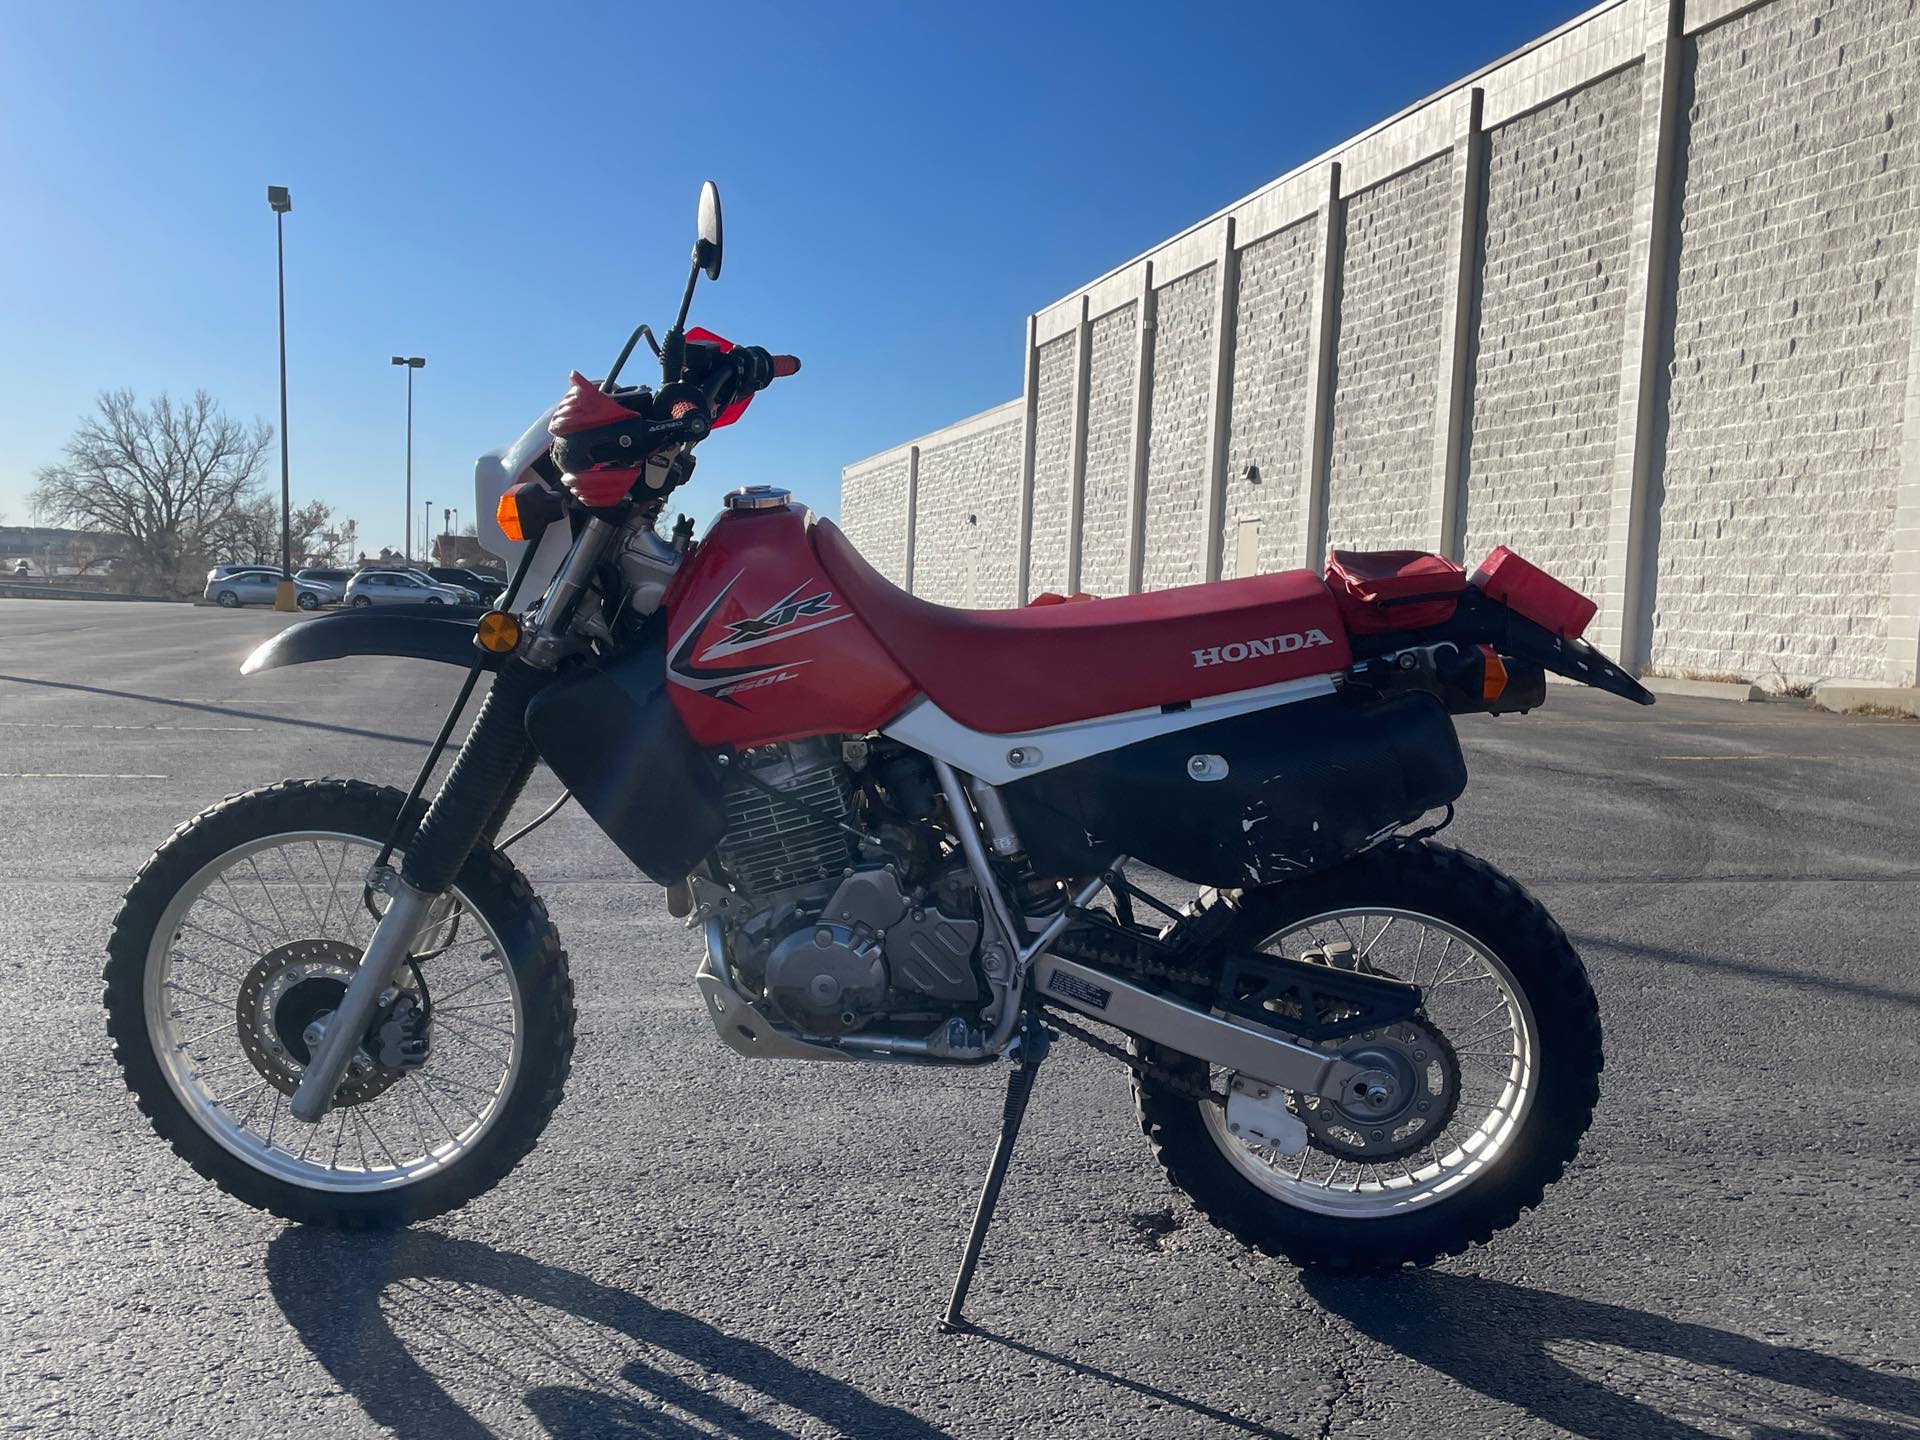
[724,485,790,512]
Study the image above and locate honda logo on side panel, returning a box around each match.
[1192,629,1334,668]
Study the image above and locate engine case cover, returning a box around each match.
[763,923,887,1035]
[819,868,982,1005]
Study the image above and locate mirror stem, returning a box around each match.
[663,260,701,382]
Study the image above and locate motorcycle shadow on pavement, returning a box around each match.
[265,1227,954,1439]
[1302,1270,1920,1438]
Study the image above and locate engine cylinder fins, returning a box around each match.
[714,737,858,894]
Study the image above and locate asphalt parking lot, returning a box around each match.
[1,595,1916,1439]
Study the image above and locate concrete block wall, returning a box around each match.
[1324,157,1456,551]
[837,449,913,585]
[1649,0,1920,685]
[909,401,1025,607]
[1026,333,1079,598]
[1461,62,1645,618]
[842,0,1920,692]
[1074,303,1140,598]
[1142,265,1220,590]
[1220,219,1321,577]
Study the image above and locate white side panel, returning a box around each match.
[882,674,1338,785]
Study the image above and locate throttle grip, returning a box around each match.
[771,354,801,377]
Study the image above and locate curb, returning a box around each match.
[1641,675,1767,703]
[1812,682,1920,719]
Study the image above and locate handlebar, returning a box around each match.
[673,344,800,422]
[551,341,799,500]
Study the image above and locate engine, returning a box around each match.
[712,738,983,1038]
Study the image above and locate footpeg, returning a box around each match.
[1225,1074,1309,1155]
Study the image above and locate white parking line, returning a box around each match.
[0,772,168,780]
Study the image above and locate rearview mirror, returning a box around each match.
[696,180,723,281]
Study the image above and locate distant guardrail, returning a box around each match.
[0,581,180,603]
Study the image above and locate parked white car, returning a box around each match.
[343,570,476,607]
[204,568,334,610]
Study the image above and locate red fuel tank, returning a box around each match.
[663,502,918,749]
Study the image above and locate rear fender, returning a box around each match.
[1348,590,1654,707]
[239,607,498,676]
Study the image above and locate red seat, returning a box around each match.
[812,520,1353,735]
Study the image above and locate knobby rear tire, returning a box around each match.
[1132,841,1602,1271]
[103,778,575,1228]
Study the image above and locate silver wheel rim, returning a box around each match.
[143,829,524,1193]
[1201,908,1539,1218]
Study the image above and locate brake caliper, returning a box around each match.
[368,990,431,1072]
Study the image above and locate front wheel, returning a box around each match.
[349,595,371,608]
[1133,842,1602,1271]
[296,590,320,610]
[104,778,575,1227]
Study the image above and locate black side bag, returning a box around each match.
[524,634,725,884]
[1001,691,1466,887]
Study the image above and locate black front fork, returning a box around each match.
[401,657,547,894]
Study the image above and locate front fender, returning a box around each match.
[240,607,498,676]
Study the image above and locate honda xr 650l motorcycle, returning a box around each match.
[106,184,1651,1325]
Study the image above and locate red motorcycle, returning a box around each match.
[105,183,1650,1326]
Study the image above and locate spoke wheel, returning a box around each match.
[140,830,524,1193]
[1132,842,1601,1270]
[1199,908,1536,1218]
[106,778,574,1226]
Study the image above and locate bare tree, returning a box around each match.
[217,495,336,568]
[30,389,272,593]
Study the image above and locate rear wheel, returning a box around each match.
[296,590,320,611]
[1132,842,1601,1270]
[104,778,574,1227]
[426,596,445,606]
[216,590,240,608]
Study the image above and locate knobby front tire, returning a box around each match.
[104,778,575,1228]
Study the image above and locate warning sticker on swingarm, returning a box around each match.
[1046,969,1112,1011]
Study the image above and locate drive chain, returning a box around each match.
[1037,1004,1227,1107]
[1041,924,1230,1104]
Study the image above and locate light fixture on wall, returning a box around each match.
[1244,463,1261,485]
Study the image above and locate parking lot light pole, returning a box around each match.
[392,355,425,559]
[268,186,296,611]
[423,500,433,565]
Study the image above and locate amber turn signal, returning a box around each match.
[1478,645,1509,703]
[495,493,526,543]
[476,610,522,655]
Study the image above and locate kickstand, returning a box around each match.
[939,1017,1050,1333]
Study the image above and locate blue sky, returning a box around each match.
[0,0,1589,555]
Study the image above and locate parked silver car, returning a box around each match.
[204,568,333,610]
[294,567,353,603]
[343,570,476,607]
